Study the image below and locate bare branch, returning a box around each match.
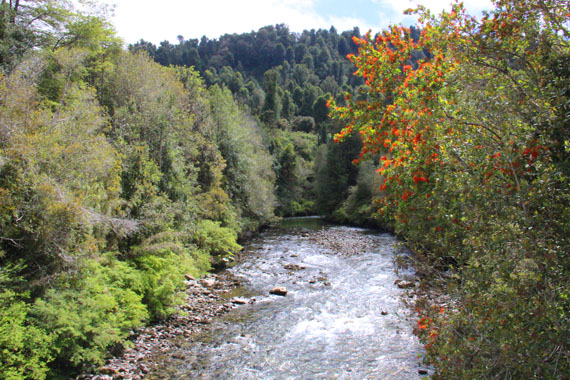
[0,236,23,248]
[81,208,140,237]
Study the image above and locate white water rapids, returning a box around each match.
[149,217,426,379]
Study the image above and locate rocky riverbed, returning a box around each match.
[78,272,249,380]
[80,222,426,379]
[306,227,383,256]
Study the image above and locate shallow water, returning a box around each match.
[150,217,424,380]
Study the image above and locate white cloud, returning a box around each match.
[104,0,378,44]
[104,0,307,43]
[378,0,493,14]
[327,16,376,33]
[103,0,494,45]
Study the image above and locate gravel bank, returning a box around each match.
[78,273,245,380]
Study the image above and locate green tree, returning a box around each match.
[0,266,53,380]
[312,94,329,124]
[0,0,117,73]
[209,85,276,231]
[261,68,281,124]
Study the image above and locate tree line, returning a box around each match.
[133,23,425,220]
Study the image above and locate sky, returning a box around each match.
[99,0,493,45]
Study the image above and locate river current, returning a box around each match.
[150,217,425,379]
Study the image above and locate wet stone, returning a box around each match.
[283,263,306,271]
[231,297,250,304]
[200,278,216,288]
[395,280,415,289]
[269,286,288,296]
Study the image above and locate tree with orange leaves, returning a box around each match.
[330,0,569,378]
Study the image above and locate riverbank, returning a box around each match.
[78,273,245,380]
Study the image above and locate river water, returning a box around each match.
[149,217,425,379]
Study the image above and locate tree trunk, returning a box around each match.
[8,0,19,24]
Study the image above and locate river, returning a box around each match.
[148,217,425,379]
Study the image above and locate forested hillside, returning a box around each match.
[133,24,424,220]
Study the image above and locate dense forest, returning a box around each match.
[0,0,568,379]
[131,22,426,221]
[0,1,279,378]
[131,23,373,219]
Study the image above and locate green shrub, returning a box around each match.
[134,250,197,319]
[0,291,53,380]
[290,199,316,216]
[34,256,148,368]
[193,220,242,265]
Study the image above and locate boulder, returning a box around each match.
[231,297,249,305]
[283,263,306,271]
[269,286,288,296]
[200,278,216,288]
[395,280,415,289]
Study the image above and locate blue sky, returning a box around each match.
[313,0,412,28]
[101,0,492,45]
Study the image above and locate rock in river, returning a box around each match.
[395,280,415,289]
[269,286,288,296]
[200,277,216,288]
[231,297,250,305]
